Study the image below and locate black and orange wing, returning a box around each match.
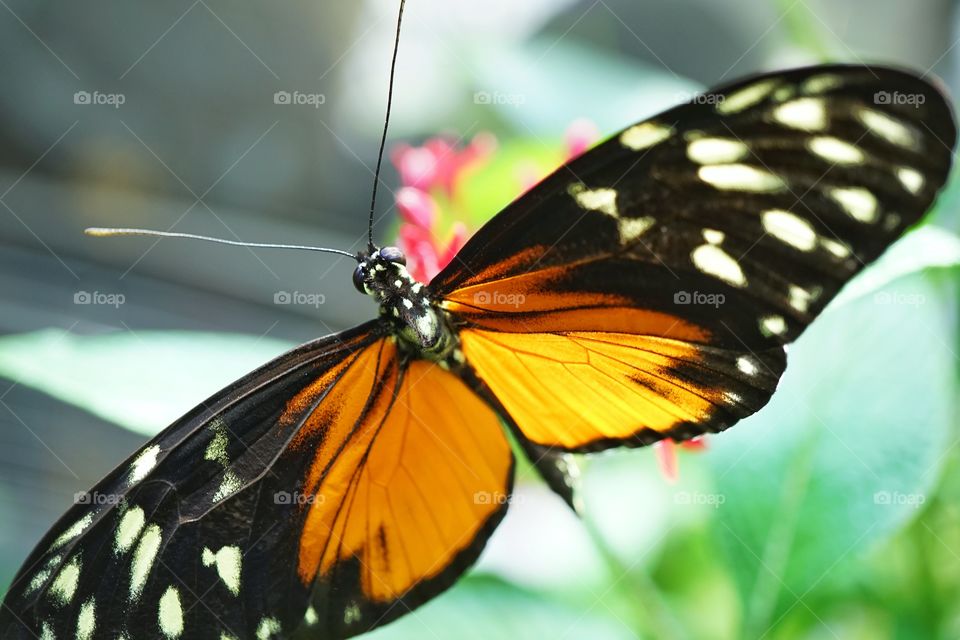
[0,321,513,640]
[433,64,955,452]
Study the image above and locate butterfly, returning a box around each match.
[1,57,955,640]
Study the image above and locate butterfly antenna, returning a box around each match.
[367,0,407,252]
[85,227,359,260]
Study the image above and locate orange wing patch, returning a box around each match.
[461,328,782,451]
[297,352,513,602]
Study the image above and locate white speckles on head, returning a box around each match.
[50,512,93,551]
[760,315,787,337]
[129,445,160,484]
[686,137,749,164]
[130,524,162,600]
[256,617,282,640]
[415,313,437,340]
[115,506,145,554]
[49,555,81,605]
[717,80,779,114]
[829,187,879,223]
[402,298,413,310]
[569,184,619,217]
[617,216,656,245]
[897,167,924,194]
[761,209,817,251]
[856,107,919,150]
[691,244,746,287]
[807,136,864,164]
[202,545,242,596]
[619,122,673,150]
[702,229,725,245]
[771,98,827,131]
[698,164,785,192]
[736,356,758,376]
[159,586,184,638]
[411,282,424,294]
[76,597,96,640]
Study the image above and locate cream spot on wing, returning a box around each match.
[691,244,746,287]
[772,85,796,102]
[703,229,725,245]
[256,617,282,640]
[202,545,242,596]
[897,167,924,194]
[129,445,160,484]
[801,73,843,94]
[39,622,54,640]
[76,597,96,640]
[570,185,619,217]
[344,602,362,624]
[618,217,656,245]
[204,420,229,467]
[788,285,814,312]
[762,209,817,251]
[771,98,827,131]
[717,79,779,114]
[130,524,162,600]
[830,187,878,223]
[159,586,184,638]
[51,512,94,551]
[213,470,243,503]
[686,137,749,164]
[698,164,785,192]
[736,356,758,376]
[619,122,673,150]
[304,606,319,625]
[821,237,851,258]
[49,555,81,605]
[115,506,145,554]
[808,136,864,164]
[760,314,787,337]
[856,107,920,150]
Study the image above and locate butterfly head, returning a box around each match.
[353,245,451,354]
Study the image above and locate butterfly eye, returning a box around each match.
[378,246,406,265]
[352,264,369,293]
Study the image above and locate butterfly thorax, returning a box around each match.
[354,246,459,362]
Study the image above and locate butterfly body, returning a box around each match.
[1,64,955,640]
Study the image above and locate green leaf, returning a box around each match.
[361,576,637,640]
[707,227,960,635]
[0,330,294,436]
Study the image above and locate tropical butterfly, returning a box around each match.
[1,3,956,638]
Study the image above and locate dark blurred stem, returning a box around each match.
[581,513,689,640]
[775,0,832,61]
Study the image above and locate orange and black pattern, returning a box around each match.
[1,65,954,639]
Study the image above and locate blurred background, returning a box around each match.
[1,1,959,638]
